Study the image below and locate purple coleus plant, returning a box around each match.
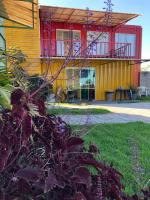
[0,88,149,200]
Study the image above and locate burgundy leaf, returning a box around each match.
[0,87,145,199]
[74,192,86,200]
[65,192,87,200]
[80,156,105,170]
[16,167,42,182]
[32,98,46,115]
[44,171,58,193]
[72,167,91,188]
[11,88,24,105]
[22,115,32,146]
[67,137,84,152]
[67,137,84,146]
[0,148,11,172]
[0,189,4,200]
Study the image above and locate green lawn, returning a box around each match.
[73,122,150,195]
[137,96,150,102]
[48,107,110,115]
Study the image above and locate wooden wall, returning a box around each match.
[4,7,41,75]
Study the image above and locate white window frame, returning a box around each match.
[115,33,136,57]
[56,29,81,56]
[87,31,110,56]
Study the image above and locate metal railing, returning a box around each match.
[41,39,132,59]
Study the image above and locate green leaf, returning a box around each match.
[0,86,11,109]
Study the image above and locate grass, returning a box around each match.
[72,122,150,195]
[137,96,150,102]
[48,107,110,115]
[47,102,111,115]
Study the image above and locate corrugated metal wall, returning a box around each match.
[42,59,134,101]
[94,60,133,100]
[41,59,67,91]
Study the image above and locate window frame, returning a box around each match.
[115,33,136,57]
[87,31,110,56]
[66,67,96,101]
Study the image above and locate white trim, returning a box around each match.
[56,29,81,32]
[40,56,140,61]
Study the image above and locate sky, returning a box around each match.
[39,0,150,66]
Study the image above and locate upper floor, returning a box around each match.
[40,6,142,60]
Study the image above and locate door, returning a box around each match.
[66,68,95,101]
[80,68,95,100]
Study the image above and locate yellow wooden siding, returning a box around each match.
[4,4,41,75]
[41,59,134,101]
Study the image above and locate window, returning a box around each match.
[56,30,81,56]
[115,33,136,57]
[87,31,109,56]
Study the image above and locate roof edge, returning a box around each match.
[39,5,141,17]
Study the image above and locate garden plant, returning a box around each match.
[0,47,149,200]
[0,87,149,200]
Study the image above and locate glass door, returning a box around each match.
[66,68,95,101]
[66,68,81,100]
[80,68,95,100]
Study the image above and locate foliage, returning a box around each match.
[0,47,28,108]
[0,68,13,109]
[0,46,149,200]
[0,68,11,87]
[0,89,149,200]
[0,47,51,109]
[48,107,110,115]
[6,47,29,90]
[0,86,11,109]
[28,75,52,101]
[6,47,26,67]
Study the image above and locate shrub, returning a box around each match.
[0,89,149,200]
[28,75,52,101]
[0,69,13,109]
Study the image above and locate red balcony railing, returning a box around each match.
[41,39,132,59]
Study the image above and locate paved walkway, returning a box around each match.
[59,102,150,124]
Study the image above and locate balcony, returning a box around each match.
[41,39,133,59]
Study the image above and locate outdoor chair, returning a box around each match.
[137,86,148,97]
[115,87,133,101]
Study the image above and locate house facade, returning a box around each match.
[2,4,142,101]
